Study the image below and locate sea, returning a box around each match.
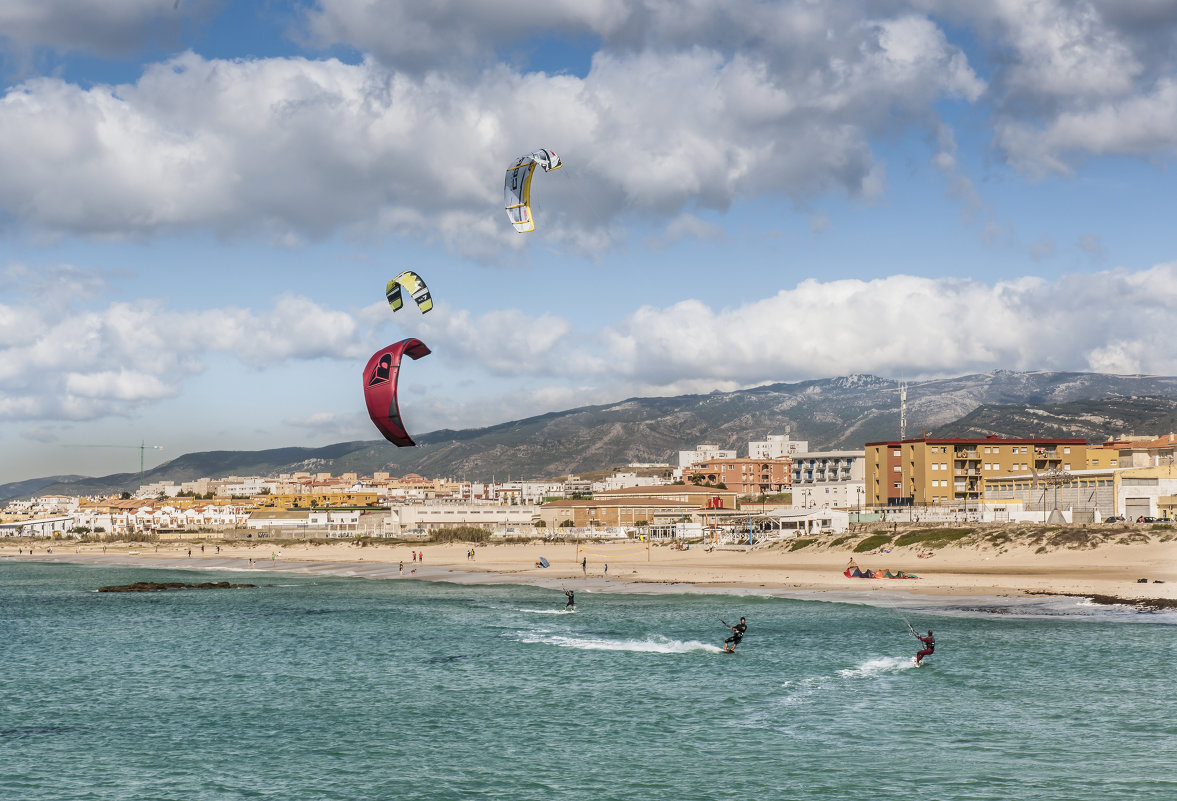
[2,560,1175,801]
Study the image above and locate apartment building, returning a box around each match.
[681,458,792,496]
[678,444,736,469]
[747,434,809,460]
[790,450,865,509]
[866,436,1088,508]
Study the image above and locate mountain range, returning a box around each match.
[8,370,1177,503]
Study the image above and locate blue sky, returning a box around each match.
[3,0,1177,483]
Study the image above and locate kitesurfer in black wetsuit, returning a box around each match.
[724,617,747,652]
[915,630,935,664]
[563,588,575,610]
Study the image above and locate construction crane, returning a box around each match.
[64,441,165,489]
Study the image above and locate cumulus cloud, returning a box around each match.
[588,264,1177,384]
[7,259,1177,428]
[0,5,983,254]
[0,284,375,422]
[927,0,1177,173]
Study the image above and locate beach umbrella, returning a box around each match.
[538,557,550,568]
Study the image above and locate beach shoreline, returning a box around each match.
[5,535,1175,608]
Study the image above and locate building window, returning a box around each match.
[1063,447,1071,454]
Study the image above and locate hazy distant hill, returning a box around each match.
[0,475,88,505]
[15,371,1177,500]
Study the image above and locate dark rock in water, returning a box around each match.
[97,581,256,592]
[1027,589,1177,611]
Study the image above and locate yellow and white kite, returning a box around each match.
[504,148,562,233]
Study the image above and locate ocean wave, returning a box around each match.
[837,655,918,678]
[514,631,723,653]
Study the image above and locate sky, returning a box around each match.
[3,0,1177,483]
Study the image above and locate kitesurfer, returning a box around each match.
[724,617,747,652]
[563,588,575,611]
[915,630,935,664]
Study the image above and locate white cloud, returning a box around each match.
[0,284,376,422]
[565,262,1177,389]
[926,0,1177,173]
[0,9,983,253]
[996,78,1177,174]
[7,259,1177,428]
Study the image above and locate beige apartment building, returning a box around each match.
[866,436,1088,508]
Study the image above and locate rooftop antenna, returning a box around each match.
[899,382,908,442]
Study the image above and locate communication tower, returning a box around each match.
[899,383,907,442]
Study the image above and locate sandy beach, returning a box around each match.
[6,528,1176,606]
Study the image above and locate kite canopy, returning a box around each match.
[363,338,432,447]
[386,270,433,314]
[504,148,562,233]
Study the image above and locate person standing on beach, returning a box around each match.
[915,630,935,665]
[399,561,404,576]
[581,557,587,576]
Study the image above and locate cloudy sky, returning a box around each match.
[3,0,1177,483]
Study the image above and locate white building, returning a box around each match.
[393,504,542,534]
[678,444,737,469]
[0,516,74,537]
[221,479,280,497]
[757,508,850,536]
[592,472,668,493]
[748,434,809,460]
[790,450,866,510]
[137,482,182,499]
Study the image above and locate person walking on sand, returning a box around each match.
[399,561,404,576]
[581,557,587,576]
[915,630,935,665]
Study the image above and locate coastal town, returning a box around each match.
[5,431,1177,542]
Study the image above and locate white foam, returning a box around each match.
[516,608,576,614]
[837,655,918,678]
[516,632,723,653]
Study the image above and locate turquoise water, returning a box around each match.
[2,561,1176,800]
